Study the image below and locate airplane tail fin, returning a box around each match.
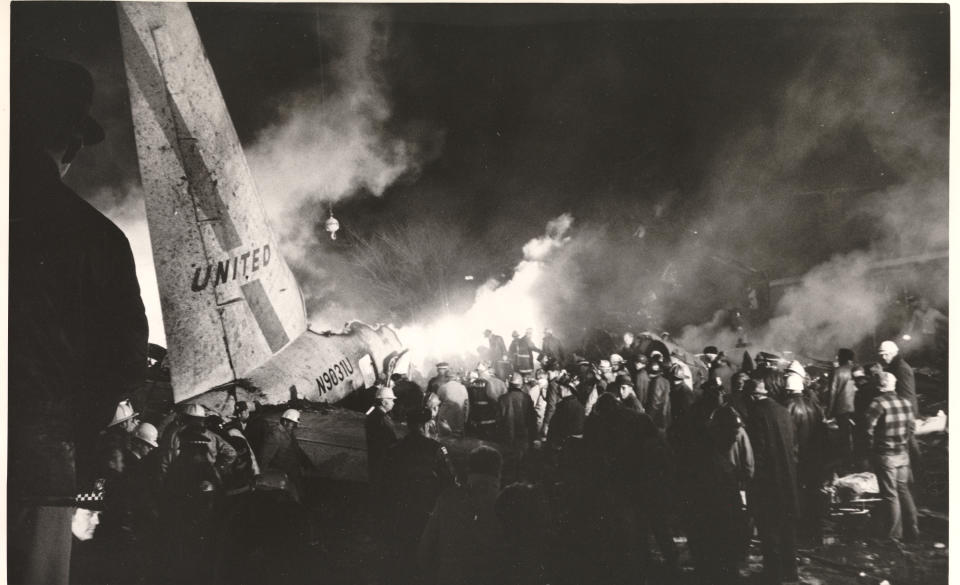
[118,2,307,403]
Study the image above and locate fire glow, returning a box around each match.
[397,214,574,377]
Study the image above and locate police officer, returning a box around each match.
[426,362,451,396]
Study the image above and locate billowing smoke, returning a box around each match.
[395,20,947,369]
[674,23,948,360]
[245,5,442,303]
[79,7,944,370]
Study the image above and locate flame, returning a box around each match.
[397,214,573,379]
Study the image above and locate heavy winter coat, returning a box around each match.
[884,355,918,418]
[9,149,148,500]
[744,396,800,517]
[498,388,538,448]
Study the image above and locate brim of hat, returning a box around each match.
[109,412,140,426]
[74,496,106,511]
[79,115,104,146]
[136,437,159,448]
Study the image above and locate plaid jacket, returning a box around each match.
[865,391,914,455]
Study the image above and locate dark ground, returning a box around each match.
[278,473,948,585]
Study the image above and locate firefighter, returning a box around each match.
[161,430,223,584]
[784,371,827,544]
[466,371,497,439]
[540,328,565,365]
[512,329,541,375]
[159,404,237,480]
[427,362,452,396]
[705,346,735,396]
[98,399,141,475]
[259,409,311,503]
[484,329,512,380]
[644,362,672,431]
[609,354,628,376]
[100,422,161,584]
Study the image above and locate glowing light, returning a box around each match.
[397,214,574,376]
[325,215,340,240]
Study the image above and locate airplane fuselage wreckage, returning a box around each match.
[119,3,406,417]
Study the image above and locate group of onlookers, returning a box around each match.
[364,330,927,585]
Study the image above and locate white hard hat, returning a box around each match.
[376,387,397,400]
[786,360,806,378]
[609,354,624,365]
[879,340,900,355]
[108,399,139,427]
[183,403,206,419]
[281,409,301,423]
[133,422,159,448]
[785,374,804,393]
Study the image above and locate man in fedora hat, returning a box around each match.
[9,54,148,585]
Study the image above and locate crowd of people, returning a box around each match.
[65,395,325,584]
[7,53,933,585]
[364,329,925,585]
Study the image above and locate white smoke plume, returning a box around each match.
[398,214,574,378]
[675,23,947,361]
[246,6,441,265]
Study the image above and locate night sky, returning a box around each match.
[9,3,950,349]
